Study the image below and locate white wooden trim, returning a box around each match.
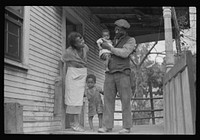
[23,6,31,66]
[63,6,85,35]
[61,7,66,52]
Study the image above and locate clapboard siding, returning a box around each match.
[4,6,107,134]
[5,69,55,85]
[4,6,63,134]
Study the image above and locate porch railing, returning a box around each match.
[163,51,196,134]
[115,96,163,125]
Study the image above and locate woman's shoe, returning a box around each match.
[71,124,85,132]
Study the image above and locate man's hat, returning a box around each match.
[114,19,130,29]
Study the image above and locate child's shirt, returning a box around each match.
[96,38,113,49]
[85,86,103,106]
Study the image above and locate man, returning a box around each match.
[98,19,136,133]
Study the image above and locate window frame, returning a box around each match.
[4,6,30,71]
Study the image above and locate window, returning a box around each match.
[5,6,24,62]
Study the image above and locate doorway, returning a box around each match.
[64,16,84,129]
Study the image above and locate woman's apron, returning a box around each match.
[65,67,87,106]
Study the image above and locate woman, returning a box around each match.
[61,32,89,132]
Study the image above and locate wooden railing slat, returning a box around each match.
[175,73,185,134]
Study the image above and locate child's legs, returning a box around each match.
[88,116,94,130]
[104,53,111,70]
[98,113,103,128]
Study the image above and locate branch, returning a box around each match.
[150,52,166,55]
[139,41,158,67]
[146,61,156,68]
[130,55,138,67]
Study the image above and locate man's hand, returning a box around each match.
[100,53,107,60]
[101,42,112,50]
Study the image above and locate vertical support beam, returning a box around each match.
[163,7,174,73]
[149,83,155,124]
[61,7,67,130]
[172,7,181,56]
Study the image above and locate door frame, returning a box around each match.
[61,7,86,129]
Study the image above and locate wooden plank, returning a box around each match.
[4,97,54,107]
[32,6,62,26]
[29,39,61,62]
[29,29,62,53]
[23,121,61,127]
[30,17,61,40]
[4,86,54,99]
[23,111,53,117]
[4,103,23,134]
[23,105,54,112]
[185,51,196,132]
[169,79,174,134]
[30,16,61,44]
[164,53,187,84]
[28,69,56,81]
[31,6,62,32]
[23,116,55,122]
[4,80,54,94]
[165,82,170,134]
[174,73,185,134]
[4,74,55,90]
[29,44,60,65]
[23,125,61,133]
[4,70,55,85]
[4,92,54,103]
[30,24,62,48]
[171,77,177,134]
[181,68,194,134]
[29,60,58,77]
[29,53,58,70]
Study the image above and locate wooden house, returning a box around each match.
[4,6,105,134]
[5,6,194,134]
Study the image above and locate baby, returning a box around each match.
[96,29,113,71]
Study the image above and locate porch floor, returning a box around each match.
[51,124,165,135]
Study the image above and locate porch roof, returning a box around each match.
[88,7,190,43]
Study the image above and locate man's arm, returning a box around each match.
[110,38,136,58]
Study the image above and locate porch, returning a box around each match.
[51,124,164,134]
[4,6,195,135]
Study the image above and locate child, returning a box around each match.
[96,29,113,71]
[85,74,104,132]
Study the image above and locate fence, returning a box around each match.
[163,51,196,134]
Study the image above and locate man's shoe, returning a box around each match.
[118,128,131,134]
[98,127,112,133]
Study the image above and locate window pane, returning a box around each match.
[8,33,19,58]
[8,21,19,35]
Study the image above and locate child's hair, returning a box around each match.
[102,29,110,35]
[86,74,96,83]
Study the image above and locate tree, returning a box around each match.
[130,42,165,125]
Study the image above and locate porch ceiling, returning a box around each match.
[88,7,189,43]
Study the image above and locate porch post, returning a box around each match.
[163,7,174,73]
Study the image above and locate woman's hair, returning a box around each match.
[67,32,83,49]
[86,74,96,83]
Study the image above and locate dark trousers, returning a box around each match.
[103,72,132,129]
